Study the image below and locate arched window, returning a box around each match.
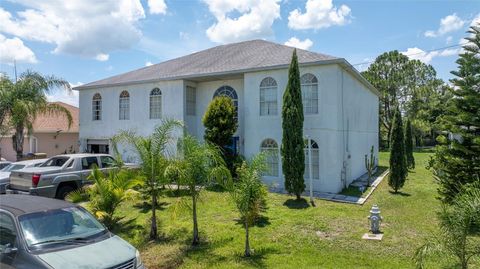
[259,77,277,116]
[213,85,238,120]
[149,88,162,119]
[304,139,320,180]
[119,91,130,120]
[92,93,102,121]
[301,73,318,114]
[260,139,279,177]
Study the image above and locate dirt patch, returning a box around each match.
[315,230,339,240]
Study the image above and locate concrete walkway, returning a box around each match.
[315,169,389,205]
[271,169,390,205]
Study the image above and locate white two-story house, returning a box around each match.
[76,40,379,193]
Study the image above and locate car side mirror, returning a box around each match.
[2,243,17,255]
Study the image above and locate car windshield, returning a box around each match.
[40,157,70,167]
[18,207,106,248]
[1,164,26,172]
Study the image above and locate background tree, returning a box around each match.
[414,183,480,269]
[230,153,268,257]
[428,25,480,203]
[67,167,141,229]
[165,135,231,245]
[0,70,72,160]
[202,96,238,175]
[389,107,408,193]
[113,119,182,240]
[281,49,305,200]
[405,119,415,169]
[362,52,444,148]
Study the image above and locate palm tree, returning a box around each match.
[67,167,141,229]
[230,153,268,257]
[166,135,231,245]
[0,70,72,160]
[414,183,480,269]
[112,119,182,240]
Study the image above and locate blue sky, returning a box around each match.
[0,0,478,106]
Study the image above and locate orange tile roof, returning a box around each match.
[32,102,79,133]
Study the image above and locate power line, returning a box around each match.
[351,44,462,66]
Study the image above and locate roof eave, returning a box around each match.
[74,58,380,97]
[74,59,341,91]
[337,58,380,97]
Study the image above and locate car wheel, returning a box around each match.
[56,185,75,200]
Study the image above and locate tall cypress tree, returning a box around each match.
[429,25,480,203]
[281,49,305,200]
[405,119,415,169]
[389,106,408,193]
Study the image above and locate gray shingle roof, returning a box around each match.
[78,39,339,89]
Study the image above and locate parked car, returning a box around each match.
[7,154,120,199]
[0,159,47,194]
[0,161,11,170]
[0,194,144,269]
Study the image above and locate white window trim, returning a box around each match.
[260,138,279,177]
[259,77,278,116]
[149,88,162,119]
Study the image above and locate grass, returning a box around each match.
[111,151,478,269]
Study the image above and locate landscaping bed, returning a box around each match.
[112,151,476,269]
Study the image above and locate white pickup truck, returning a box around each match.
[7,153,120,199]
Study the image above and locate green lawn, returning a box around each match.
[113,151,477,269]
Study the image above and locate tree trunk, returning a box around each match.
[295,193,301,200]
[192,195,199,245]
[14,125,24,161]
[150,194,158,240]
[244,221,251,257]
[386,126,391,150]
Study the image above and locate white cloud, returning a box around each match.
[0,33,37,64]
[284,37,313,50]
[438,48,460,57]
[145,61,153,66]
[0,0,146,61]
[204,0,281,43]
[402,48,439,63]
[446,36,453,44]
[471,13,480,26]
[95,54,109,61]
[69,82,83,88]
[147,0,167,15]
[424,13,465,37]
[46,87,80,107]
[288,0,351,30]
[401,47,460,64]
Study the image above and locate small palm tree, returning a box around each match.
[0,71,72,160]
[166,135,231,245]
[230,153,268,257]
[414,183,480,269]
[67,167,141,229]
[112,119,182,240]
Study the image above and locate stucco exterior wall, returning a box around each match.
[79,80,184,161]
[34,133,79,157]
[337,67,379,187]
[0,138,28,161]
[243,65,345,193]
[194,79,244,146]
[0,132,78,161]
[78,63,378,194]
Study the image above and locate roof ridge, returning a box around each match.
[77,39,339,89]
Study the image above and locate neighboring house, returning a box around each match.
[0,102,79,161]
[76,40,379,193]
